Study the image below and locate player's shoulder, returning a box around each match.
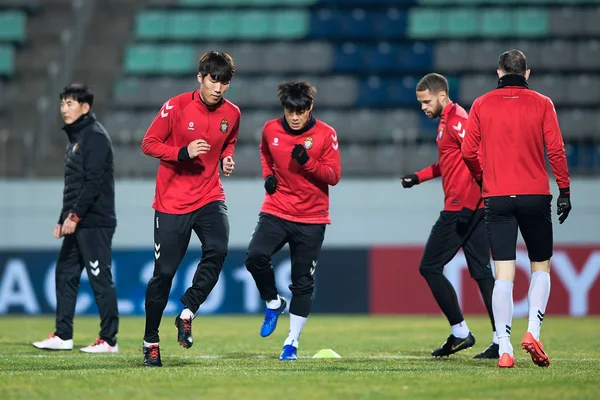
[262,118,282,135]
[314,119,337,136]
[162,92,194,111]
[222,98,241,117]
[449,103,469,121]
[524,89,555,107]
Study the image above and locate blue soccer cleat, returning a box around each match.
[279,344,298,361]
[260,297,287,337]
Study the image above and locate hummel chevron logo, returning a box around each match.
[89,260,100,276]
[310,260,318,275]
[332,143,339,150]
[331,134,338,142]
[452,121,466,138]
[155,243,161,260]
[161,100,174,118]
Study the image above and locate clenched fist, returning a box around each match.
[222,156,235,177]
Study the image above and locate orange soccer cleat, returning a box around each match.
[497,353,515,368]
[522,332,550,367]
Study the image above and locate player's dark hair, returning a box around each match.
[277,81,317,113]
[498,49,527,76]
[416,73,449,95]
[198,51,235,84]
[59,83,94,107]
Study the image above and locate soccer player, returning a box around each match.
[245,81,341,360]
[33,83,119,353]
[462,50,571,368]
[401,73,498,359]
[140,51,240,367]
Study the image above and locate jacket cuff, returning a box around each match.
[178,146,190,161]
[67,212,81,223]
[559,186,571,196]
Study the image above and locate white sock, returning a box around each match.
[451,321,470,338]
[527,271,551,340]
[284,313,307,348]
[266,295,282,310]
[180,308,194,320]
[492,279,514,356]
[143,340,158,347]
[493,331,499,345]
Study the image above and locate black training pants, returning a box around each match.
[55,227,119,345]
[144,200,229,343]
[419,209,495,328]
[245,213,326,318]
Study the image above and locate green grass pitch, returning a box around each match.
[1,315,599,399]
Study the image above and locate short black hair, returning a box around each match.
[416,73,448,94]
[498,49,527,75]
[198,51,235,84]
[60,83,94,107]
[277,81,317,113]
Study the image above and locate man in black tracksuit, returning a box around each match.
[32,83,119,353]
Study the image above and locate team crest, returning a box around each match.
[220,118,229,133]
[303,137,314,149]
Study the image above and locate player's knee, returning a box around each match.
[204,242,228,262]
[419,263,441,278]
[289,275,315,296]
[245,250,270,273]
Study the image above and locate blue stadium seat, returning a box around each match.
[309,9,407,39]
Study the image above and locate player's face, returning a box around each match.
[416,89,443,119]
[60,97,89,125]
[198,74,230,105]
[284,104,313,130]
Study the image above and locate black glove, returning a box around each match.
[401,174,419,188]
[291,144,309,166]
[557,187,571,224]
[264,174,278,194]
[456,207,475,235]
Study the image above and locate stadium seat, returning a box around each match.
[446,8,477,38]
[479,9,512,38]
[239,11,272,39]
[124,45,159,74]
[549,8,584,37]
[168,12,207,39]
[566,75,600,105]
[515,8,548,38]
[434,41,470,72]
[0,45,14,76]
[559,109,597,140]
[540,41,574,71]
[575,41,600,70]
[407,9,442,38]
[532,75,567,105]
[134,11,168,40]
[159,45,196,74]
[0,10,26,43]
[205,11,237,39]
[273,10,309,39]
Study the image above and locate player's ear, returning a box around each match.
[497,69,503,79]
[197,73,203,84]
[308,103,314,113]
[524,69,531,80]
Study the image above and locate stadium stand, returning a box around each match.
[2,0,600,177]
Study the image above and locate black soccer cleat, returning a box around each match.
[472,342,500,359]
[143,343,162,367]
[175,315,193,349]
[432,332,476,357]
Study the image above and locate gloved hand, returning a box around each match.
[456,207,475,235]
[291,144,309,166]
[401,174,419,188]
[264,174,278,194]
[557,187,571,224]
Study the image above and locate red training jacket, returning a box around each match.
[462,85,570,198]
[260,117,341,224]
[415,102,483,211]
[141,91,240,214]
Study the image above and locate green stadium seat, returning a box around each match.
[515,8,548,38]
[408,9,443,38]
[168,12,207,39]
[135,11,167,40]
[446,9,477,37]
[205,11,238,40]
[159,45,196,74]
[125,45,159,74]
[0,11,26,43]
[479,9,512,37]
[273,10,309,39]
[239,11,272,39]
[0,46,15,76]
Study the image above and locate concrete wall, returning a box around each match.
[1,178,598,249]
